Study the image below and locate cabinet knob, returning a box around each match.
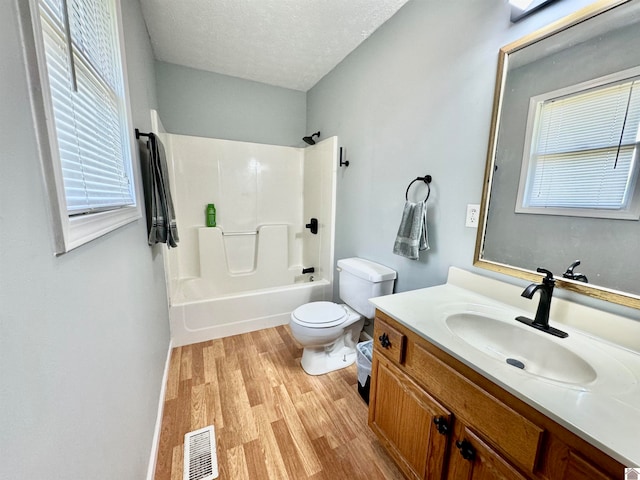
[378,332,391,349]
[455,440,476,462]
[433,416,449,435]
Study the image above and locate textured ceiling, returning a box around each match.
[139,0,410,92]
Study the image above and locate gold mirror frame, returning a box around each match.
[474,0,640,310]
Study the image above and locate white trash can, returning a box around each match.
[356,340,373,403]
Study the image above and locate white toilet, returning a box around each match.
[289,257,397,375]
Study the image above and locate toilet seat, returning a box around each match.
[291,301,348,328]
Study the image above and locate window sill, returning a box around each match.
[55,205,142,255]
[514,205,640,221]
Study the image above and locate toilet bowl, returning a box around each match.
[289,257,396,376]
[290,301,365,375]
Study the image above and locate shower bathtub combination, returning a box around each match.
[156,116,338,346]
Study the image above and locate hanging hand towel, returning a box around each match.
[393,200,429,260]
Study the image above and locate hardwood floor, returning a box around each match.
[154,325,404,480]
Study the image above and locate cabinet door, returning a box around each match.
[370,358,452,480]
[447,427,527,480]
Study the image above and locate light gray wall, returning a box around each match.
[0,1,169,479]
[307,0,601,298]
[155,61,307,146]
[484,21,640,295]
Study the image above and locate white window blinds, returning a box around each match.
[522,77,640,212]
[38,0,134,214]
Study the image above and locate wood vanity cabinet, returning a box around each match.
[368,310,624,480]
[371,358,451,479]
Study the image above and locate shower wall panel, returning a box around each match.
[167,134,304,281]
[303,137,338,283]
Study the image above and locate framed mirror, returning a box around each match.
[475,0,640,309]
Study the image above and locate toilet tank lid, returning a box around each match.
[337,258,397,282]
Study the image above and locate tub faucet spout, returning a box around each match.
[515,268,568,338]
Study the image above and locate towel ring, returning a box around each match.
[405,175,432,202]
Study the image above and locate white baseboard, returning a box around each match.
[146,340,173,480]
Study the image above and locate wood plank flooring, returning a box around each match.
[154,325,404,480]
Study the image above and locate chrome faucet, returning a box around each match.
[515,268,568,338]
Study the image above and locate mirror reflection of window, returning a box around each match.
[516,68,640,220]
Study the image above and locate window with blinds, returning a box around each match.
[25,0,140,252]
[39,0,133,214]
[516,69,640,220]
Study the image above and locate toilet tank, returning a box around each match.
[337,258,397,319]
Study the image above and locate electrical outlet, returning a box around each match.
[465,204,480,228]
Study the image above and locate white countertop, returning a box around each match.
[370,268,640,466]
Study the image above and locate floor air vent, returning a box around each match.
[184,426,218,480]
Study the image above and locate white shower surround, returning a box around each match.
[161,131,338,346]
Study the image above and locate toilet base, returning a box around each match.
[300,344,358,375]
[299,319,364,375]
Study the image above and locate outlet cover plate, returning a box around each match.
[466,204,480,228]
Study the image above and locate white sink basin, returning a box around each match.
[445,312,597,385]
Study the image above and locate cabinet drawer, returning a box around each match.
[564,451,611,480]
[407,342,543,473]
[373,316,406,364]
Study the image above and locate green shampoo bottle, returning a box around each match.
[206,203,216,227]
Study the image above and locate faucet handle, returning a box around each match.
[563,260,581,276]
[562,260,588,283]
[536,268,555,284]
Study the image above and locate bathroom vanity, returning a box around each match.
[368,268,640,480]
[366,3,640,477]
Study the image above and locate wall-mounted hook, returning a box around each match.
[135,128,151,139]
[305,218,318,234]
[339,147,349,167]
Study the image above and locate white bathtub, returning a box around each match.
[169,278,332,347]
